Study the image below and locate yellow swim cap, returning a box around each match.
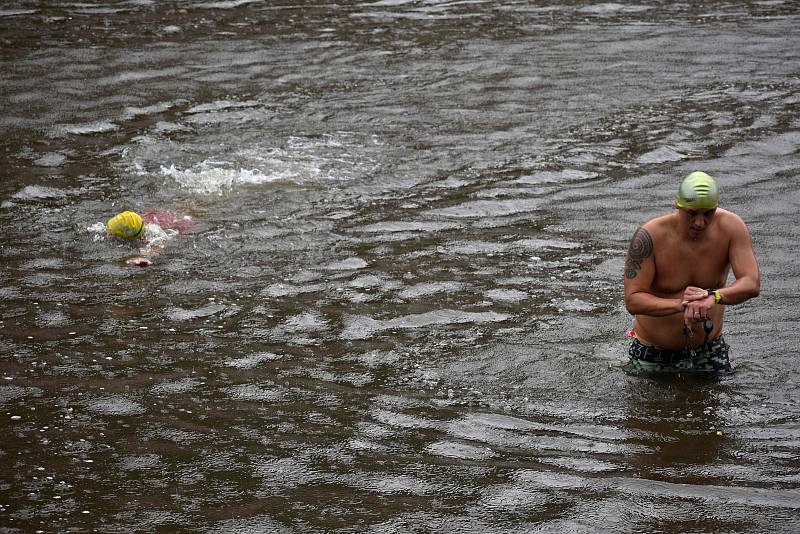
[675,171,719,209]
[107,211,145,238]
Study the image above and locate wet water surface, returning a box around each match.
[2,1,800,532]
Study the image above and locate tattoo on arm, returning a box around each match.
[625,227,653,279]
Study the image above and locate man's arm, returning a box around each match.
[718,214,760,305]
[624,226,684,316]
[127,257,152,267]
[126,241,166,268]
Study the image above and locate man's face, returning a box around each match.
[679,207,717,239]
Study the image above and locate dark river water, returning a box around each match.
[2,1,800,532]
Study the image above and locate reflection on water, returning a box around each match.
[2,0,800,532]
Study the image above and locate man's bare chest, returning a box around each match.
[652,238,729,293]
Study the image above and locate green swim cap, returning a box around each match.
[675,171,719,209]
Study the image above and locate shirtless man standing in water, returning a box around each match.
[624,171,761,372]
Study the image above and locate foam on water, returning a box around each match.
[86,222,107,240]
[53,121,118,136]
[118,454,164,471]
[150,378,202,395]
[354,221,462,233]
[193,0,262,9]
[398,281,467,299]
[514,237,582,250]
[123,101,181,120]
[341,310,510,340]
[11,185,68,200]
[552,298,597,312]
[486,288,528,302]
[425,440,496,460]
[263,282,327,298]
[371,408,439,430]
[224,383,285,402]
[636,145,687,164]
[515,170,597,185]
[83,395,146,416]
[443,241,509,255]
[33,152,67,167]
[280,312,329,333]
[35,309,70,327]
[186,100,261,114]
[578,3,652,14]
[477,485,555,515]
[165,302,227,321]
[539,456,624,473]
[346,472,437,495]
[224,352,282,369]
[349,275,404,291]
[323,257,369,271]
[427,198,545,219]
[160,164,293,194]
[120,114,380,197]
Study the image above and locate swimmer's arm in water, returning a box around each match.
[127,257,151,267]
[623,226,683,316]
[126,241,167,268]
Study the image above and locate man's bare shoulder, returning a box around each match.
[638,213,676,239]
[716,208,745,224]
[716,208,752,237]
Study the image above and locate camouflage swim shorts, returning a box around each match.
[628,335,731,373]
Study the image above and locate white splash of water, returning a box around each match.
[53,121,118,136]
[87,222,108,242]
[140,223,178,253]
[87,221,177,250]
[160,161,307,194]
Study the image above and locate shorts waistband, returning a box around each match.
[629,336,726,364]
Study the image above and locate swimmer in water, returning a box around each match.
[106,210,194,267]
[623,171,761,372]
